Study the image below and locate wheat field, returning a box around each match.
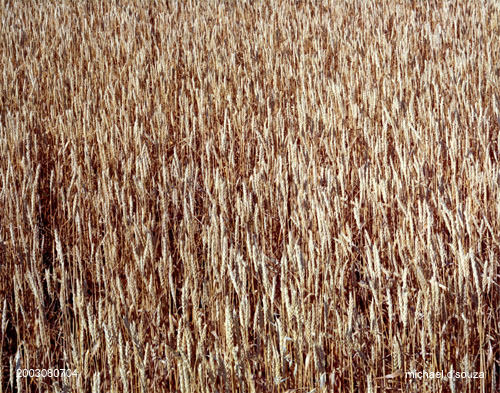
[1,0,499,392]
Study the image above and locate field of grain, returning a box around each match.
[1,0,499,392]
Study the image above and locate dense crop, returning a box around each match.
[1,1,499,392]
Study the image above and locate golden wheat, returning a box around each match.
[1,0,499,392]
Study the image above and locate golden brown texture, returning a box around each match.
[1,1,499,392]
